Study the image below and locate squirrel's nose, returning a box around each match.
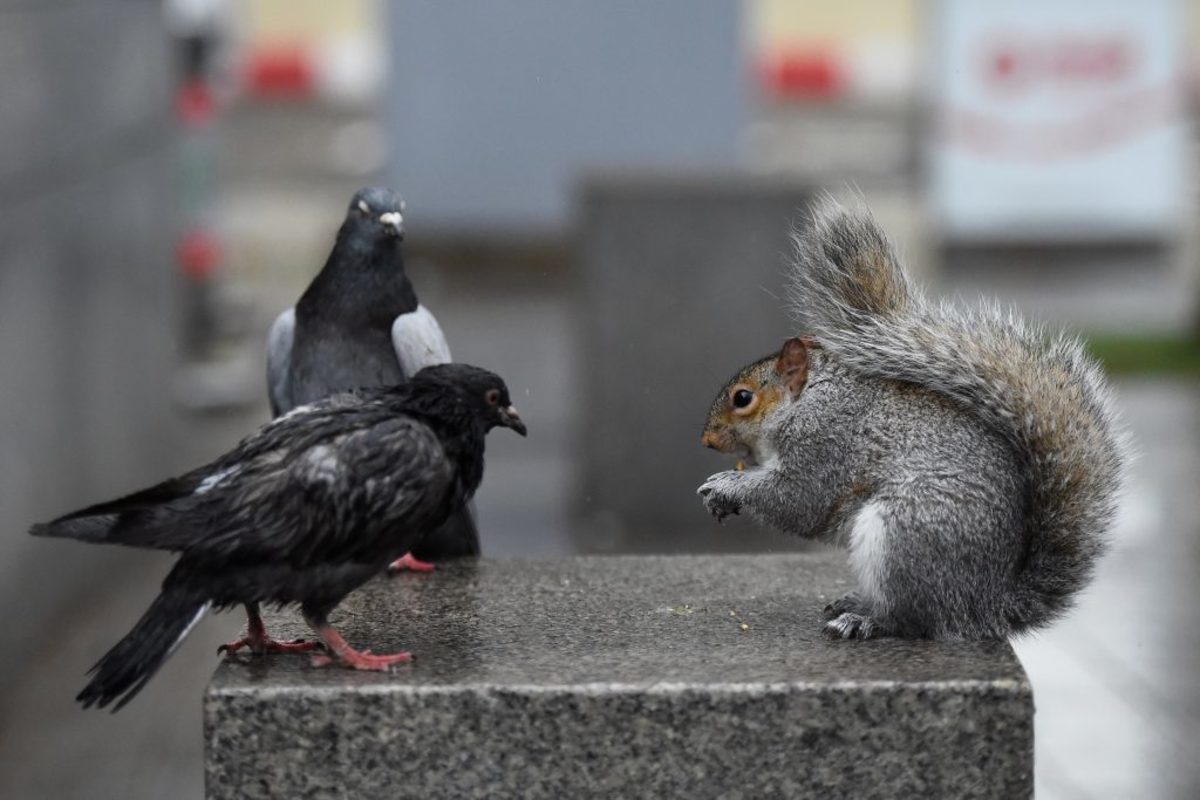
[701,432,719,450]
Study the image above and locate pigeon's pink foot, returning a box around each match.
[388,552,436,573]
[310,649,414,671]
[306,617,413,671]
[219,604,323,656]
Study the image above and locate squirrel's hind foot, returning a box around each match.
[823,611,890,640]
[822,593,868,620]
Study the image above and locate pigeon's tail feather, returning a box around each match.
[29,474,202,549]
[78,590,209,711]
[30,474,199,545]
[30,515,120,543]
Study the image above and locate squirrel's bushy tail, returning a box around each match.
[789,199,1128,631]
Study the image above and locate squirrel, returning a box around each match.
[697,201,1128,640]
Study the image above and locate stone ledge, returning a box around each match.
[204,553,1032,799]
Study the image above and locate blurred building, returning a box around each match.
[0,0,180,691]
[745,0,1198,333]
[216,0,390,301]
[382,2,746,237]
[747,0,918,179]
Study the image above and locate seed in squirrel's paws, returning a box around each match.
[735,460,746,471]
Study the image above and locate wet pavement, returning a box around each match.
[1014,378,1200,800]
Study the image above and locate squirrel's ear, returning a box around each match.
[776,337,810,395]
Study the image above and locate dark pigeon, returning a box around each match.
[266,186,477,570]
[30,364,526,710]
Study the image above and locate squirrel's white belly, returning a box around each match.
[848,502,889,607]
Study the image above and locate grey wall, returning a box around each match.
[0,2,179,690]
[385,2,746,236]
[574,175,821,553]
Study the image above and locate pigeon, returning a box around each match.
[266,186,476,572]
[30,364,526,710]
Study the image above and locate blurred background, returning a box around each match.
[1,1,1197,797]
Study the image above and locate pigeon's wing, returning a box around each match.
[181,414,456,566]
[31,396,386,552]
[266,308,296,416]
[391,304,452,378]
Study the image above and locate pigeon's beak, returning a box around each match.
[498,405,527,436]
[379,211,404,239]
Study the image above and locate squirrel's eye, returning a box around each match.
[732,389,754,409]
[485,389,501,406]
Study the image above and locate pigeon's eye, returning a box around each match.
[485,389,502,406]
[357,200,370,216]
[730,387,758,415]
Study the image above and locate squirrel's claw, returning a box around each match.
[822,593,867,620]
[707,503,737,524]
[697,471,744,523]
[823,612,886,640]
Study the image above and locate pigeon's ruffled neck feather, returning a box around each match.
[380,385,489,496]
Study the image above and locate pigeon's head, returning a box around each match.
[415,364,527,436]
[346,186,405,240]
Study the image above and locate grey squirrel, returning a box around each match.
[697,202,1128,640]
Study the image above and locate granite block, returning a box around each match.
[205,553,1032,799]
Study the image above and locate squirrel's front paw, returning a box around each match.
[696,470,747,523]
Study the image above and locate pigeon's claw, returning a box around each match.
[218,636,323,656]
[219,603,324,656]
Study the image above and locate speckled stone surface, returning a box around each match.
[204,553,1033,799]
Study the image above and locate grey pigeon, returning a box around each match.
[266,187,477,569]
[31,364,526,710]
